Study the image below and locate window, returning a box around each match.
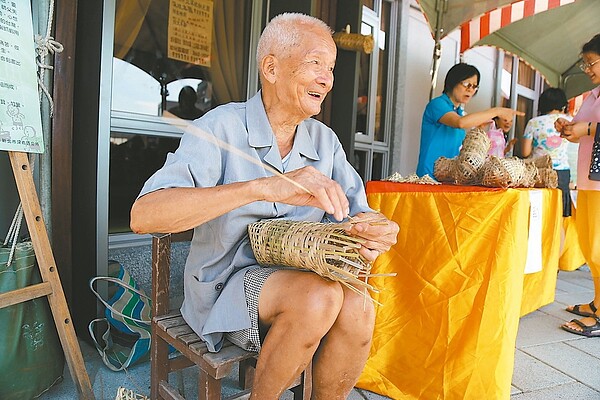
[353,1,395,182]
[108,0,253,236]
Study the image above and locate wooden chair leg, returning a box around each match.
[199,371,222,400]
[291,362,312,400]
[151,332,170,400]
[239,358,257,389]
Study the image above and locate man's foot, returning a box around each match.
[566,301,597,317]
[561,315,600,337]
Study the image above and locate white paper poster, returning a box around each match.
[524,190,543,274]
[0,0,43,153]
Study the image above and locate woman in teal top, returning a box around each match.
[417,63,522,177]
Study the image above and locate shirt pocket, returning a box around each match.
[187,268,231,316]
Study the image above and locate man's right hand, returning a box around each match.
[258,166,350,222]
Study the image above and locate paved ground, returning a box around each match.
[39,266,600,399]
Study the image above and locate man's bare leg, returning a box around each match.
[310,285,375,400]
[250,270,346,399]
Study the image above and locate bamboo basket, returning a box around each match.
[115,387,149,400]
[433,157,457,183]
[333,25,374,54]
[535,168,559,188]
[248,219,379,298]
[481,156,526,188]
[455,128,490,185]
[521,161,539,188]
[531,154,553,169]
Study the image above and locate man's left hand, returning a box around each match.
[344,212,399,262]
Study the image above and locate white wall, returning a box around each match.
[391,2,498,176]
[463,46,498,115]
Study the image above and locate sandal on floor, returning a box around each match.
[566,301,597,317]
[561,316,600,337]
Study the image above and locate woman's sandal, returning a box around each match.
[566,301,597,317]
[561,316,600,337]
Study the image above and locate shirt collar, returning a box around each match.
[246,90,319,161]
[442,93,463,113]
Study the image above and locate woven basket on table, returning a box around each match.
[535,168,559,188]
[520,161,539,188]
[531,154,553,169]
[248,219,377,298]
[481,156,526,188]
[433,157,456,183]
[455,128,491,185]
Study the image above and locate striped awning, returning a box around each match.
[460,0,576,53]
[458,0,597,99]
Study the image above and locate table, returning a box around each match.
[356,182,562,400]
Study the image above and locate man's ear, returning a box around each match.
[260,55,277,84]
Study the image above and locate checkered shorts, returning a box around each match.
[224,267,278,352]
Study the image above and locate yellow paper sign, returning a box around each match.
[168,0,213,67]
[0,0,44,153]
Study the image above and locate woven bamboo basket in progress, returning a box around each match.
[481,156,526,188]
[248,219,379,298]
[455,128,490,184]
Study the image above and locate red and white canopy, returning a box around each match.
[460,0,575,53]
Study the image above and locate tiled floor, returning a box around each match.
[38,266,600,399]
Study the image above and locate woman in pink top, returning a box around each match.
[555,33,600,337]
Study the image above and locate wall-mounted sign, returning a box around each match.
[0,0,43,153]
[168,0,213,67]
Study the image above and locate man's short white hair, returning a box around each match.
[256,13,333,64]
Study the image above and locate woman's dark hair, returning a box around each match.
[443,63,480,94]
[538,88,568,115]
[582,33,600,55]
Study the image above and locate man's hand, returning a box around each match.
[344,212,399,262]
[259,166,350,222]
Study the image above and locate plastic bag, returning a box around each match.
[89,260,151,371]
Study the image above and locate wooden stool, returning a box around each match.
[150,232,312,400]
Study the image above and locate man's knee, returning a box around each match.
[300,280,345,329]
[338,290,376,341]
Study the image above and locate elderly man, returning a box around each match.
[130,13,399,399]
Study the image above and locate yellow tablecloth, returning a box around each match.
[558,205,586,272]
[357,182,562,400]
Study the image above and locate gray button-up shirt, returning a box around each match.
[139,91,372,351]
